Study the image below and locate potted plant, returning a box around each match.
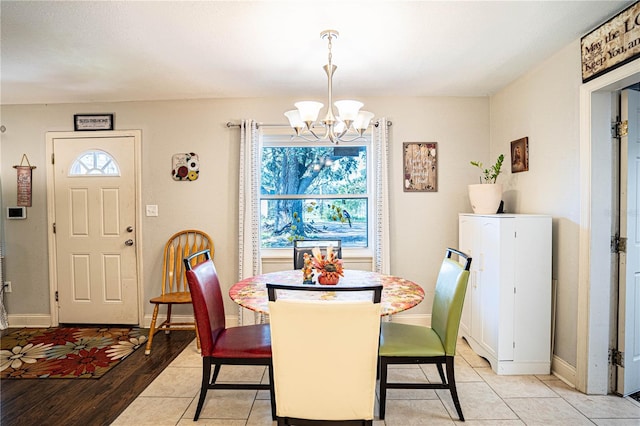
[468,154,504,214]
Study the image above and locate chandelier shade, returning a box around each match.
[295,101,324,123]
[284,30,374,144]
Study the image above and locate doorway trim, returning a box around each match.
[45,130,144,326]
[578,59,640,393]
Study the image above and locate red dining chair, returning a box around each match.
[183,249,275,421]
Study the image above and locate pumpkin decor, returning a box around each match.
[311,245,344,285]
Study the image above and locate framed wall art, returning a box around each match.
[172,152,200,181]
[74,113,114,131]
[510,137,529,173]
[403,142,437,192]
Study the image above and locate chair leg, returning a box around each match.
[446,356,464,421]
[145,303,160,355]
[268,363,276,420]
[194,357,212,421]
[165,304,173,334]
[436,362,446,383]
[210,363,222,384]
[378,358,389,420]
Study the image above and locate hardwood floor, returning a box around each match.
[1,330,195,426]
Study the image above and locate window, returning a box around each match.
[260,134,370,248]
[69,150,120,176]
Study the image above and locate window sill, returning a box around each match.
[261,247,372,260]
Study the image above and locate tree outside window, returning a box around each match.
[260,139,369,248]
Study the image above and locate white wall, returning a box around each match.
[490,41,583,368]
[1,40,591,378]
[0,96,489,324]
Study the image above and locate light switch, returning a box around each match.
[146,205,158,217]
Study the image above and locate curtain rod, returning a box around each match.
[226,122,285,128]
[226,120,392,128]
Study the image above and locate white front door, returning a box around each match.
[50,133,139,324]
[618,89,640,396]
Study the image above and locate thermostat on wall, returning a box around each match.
[7,206,26,219]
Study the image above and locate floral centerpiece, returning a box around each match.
[311,245,344,285]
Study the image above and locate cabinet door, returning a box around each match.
[512,217,551,364]
[458,216,476,337]
[476,219,502,359]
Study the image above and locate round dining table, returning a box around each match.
[229,269,425,316]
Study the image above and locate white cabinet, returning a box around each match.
[458,214,552,375]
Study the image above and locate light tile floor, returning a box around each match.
[112,338,640,425]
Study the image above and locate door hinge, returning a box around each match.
[51,153,55,164]
[611,234,627,253]
[55,291,59,302]
[612,120,628,138]
[53,223,56,234]
[610,348,624,367]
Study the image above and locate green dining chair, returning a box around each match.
[378,248,472,421]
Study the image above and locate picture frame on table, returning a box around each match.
[74,113,114,131]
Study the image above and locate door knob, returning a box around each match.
[125,239,134,246]
[126,226,134,232]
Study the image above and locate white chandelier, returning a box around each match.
[284,30,374,144]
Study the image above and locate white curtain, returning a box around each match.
[0,174,7,330]
[238,120,261,325]
[373,118,391,274]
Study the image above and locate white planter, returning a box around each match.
[468,183,503,214]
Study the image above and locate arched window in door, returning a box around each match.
[69,150,120,176]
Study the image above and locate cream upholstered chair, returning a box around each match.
[267,283,382,426]
[145,230,213,355]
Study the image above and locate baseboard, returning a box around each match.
[2,312,441,336]
[143,313,236,329]
[387,313,430,326]
[233,312,430,327]
[551,354,577,387]
[6,314,53,328]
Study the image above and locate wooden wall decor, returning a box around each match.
[403,142,437,192]
[582,2,640,82]
[14,154,36,207]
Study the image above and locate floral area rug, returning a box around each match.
[0,327,147,379]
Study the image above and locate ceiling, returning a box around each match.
[0,1,633,105]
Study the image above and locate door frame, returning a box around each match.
[45,130,144,326]
[578,59,640,394]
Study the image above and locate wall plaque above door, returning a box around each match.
[582,2,640,83]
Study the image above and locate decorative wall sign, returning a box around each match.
[13,154,36,207]
[74,114,114,131]
[402,142,437,192]
[581,2,640,82]
[510,137,529,173]
[172,153,199,181]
